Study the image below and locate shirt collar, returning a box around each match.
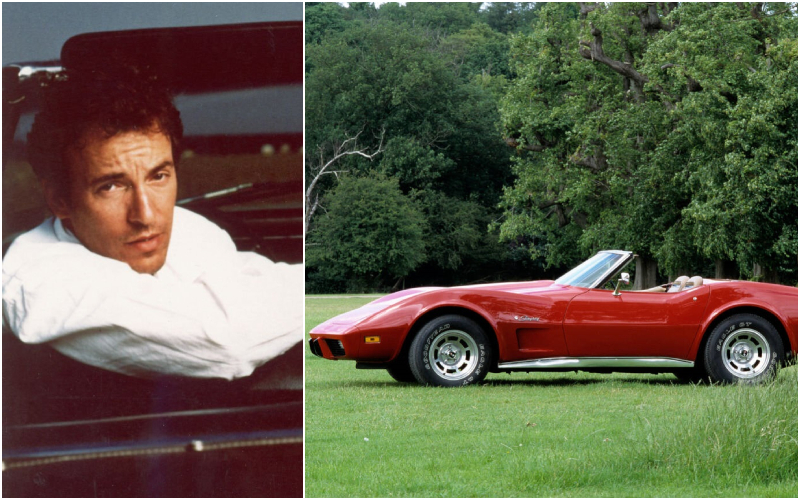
[50,217,185,281]
[53,217,81,245]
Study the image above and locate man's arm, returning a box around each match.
[2,214,303,380]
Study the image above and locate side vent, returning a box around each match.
[324,339,346,357]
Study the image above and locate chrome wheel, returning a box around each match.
[410,314,492,387]
[427,329,479,381]
[721,328,771,379]
[705,313,783,385]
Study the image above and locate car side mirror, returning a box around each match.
[613,272,630,296]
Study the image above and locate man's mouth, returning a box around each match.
[126,233,162,253]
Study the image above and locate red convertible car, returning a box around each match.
[309,250,798,387]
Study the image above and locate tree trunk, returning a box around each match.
[753,262,763,281]
[753,263,779,283]
[634,255,658,290]
[715,259,738,279]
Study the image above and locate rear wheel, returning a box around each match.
[704,313,783,384]
[409,314,492,387]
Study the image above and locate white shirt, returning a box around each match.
[2,207,303,380]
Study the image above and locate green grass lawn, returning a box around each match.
[305,295,798,498]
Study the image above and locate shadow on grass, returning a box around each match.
[483,377,682,387]
[309,373,694,390]
[485,374,694,387]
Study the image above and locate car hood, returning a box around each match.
[310,280,561,334]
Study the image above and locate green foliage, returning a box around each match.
[306,4,516,291]
[440,22,512,80]
[307,2,797,289]
[305,21,458,154]
[480,2,544,34]
[378,137,455,190]
[412,189,506,276]
[376,2,482,33]
[305,2,347,45]
[499,2,797,282]
[306,175,426,292]
[680,37,798,277]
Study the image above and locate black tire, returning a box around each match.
[386,358,416,383]
[704,313,783,385]
[408,314,492,387]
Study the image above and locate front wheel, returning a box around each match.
[704,313,783,384]
[409,314,492,387]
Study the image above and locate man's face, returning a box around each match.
[51,129,177,274]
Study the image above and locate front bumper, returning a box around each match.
[308,327,404,362]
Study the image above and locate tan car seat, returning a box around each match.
[688,276,703,288]
[667,275,689,293]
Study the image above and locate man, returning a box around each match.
[2,70,303,380]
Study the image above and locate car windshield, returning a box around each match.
[555,251,629,288]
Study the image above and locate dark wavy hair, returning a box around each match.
[27,68,183,192]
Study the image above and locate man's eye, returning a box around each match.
[152,171,170,182]
[98,183,121,193]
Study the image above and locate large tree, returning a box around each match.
[305,4,516,290]
[306,174,426,292]
[499,2,797,284]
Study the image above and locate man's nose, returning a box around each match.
[127,186,155,226]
